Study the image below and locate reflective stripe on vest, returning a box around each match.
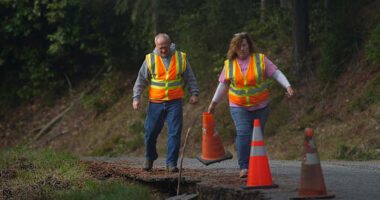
[225,53,268,106]
[146,51,186,101]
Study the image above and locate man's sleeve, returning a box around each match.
[182,58,199,96]
[133,59,150,101]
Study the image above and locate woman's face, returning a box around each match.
[236,39,250,59]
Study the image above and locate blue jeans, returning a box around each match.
[144,99,183,166]
[230,106,270,170]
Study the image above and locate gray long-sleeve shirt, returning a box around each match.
[133,43,199,101]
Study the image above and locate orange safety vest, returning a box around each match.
[224,53,269,107]
[146,51,186,101]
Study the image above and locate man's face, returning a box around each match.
[155,38,171,58]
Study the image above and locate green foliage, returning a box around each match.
[0,144,80,171]
[336,143,380,161]
[366,23,380,69]
[349,74,380,111]
[316,0,361,82]
[265,94,290,136]
[295,111,324,131]
[55,182,153,200]
[0,145,153,200]
[246,4,292,55]
[80,72,124,114]
[0,145,90,199]
[0,0,151,105]
[128,120,145,135]
[90,133,144,157]
[171,0,260,80]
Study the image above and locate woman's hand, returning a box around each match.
[286,86,294,98]
[208,101,218,114]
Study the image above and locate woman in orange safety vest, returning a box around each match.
[207,32,294,178]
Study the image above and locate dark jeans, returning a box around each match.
[230,106,270,170]
[144,99,183,166]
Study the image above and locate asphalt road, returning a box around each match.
[82,156,380,200]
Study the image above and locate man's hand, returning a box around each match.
[132,100,140,110]
[189,95,198,104]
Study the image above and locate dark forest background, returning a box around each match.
[2,0,378,109]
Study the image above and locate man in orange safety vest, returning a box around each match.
[132,33,199,173]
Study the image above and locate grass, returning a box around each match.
[265,102,290,136]
[55,182,153,200]
[336,143,380,161]
[349,73,380,112]
[0,145,153,200]
[89,133,145,157]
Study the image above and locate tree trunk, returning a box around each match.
[280,0,292,9]
[151,0,159,34]
[292,0,309,76]
[324,0,332,33]
[260,0,265,22]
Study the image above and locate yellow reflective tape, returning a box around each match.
[260,54,265,82]
[246,89,250,105]
[152,79,180,83]
[175,51,179,78]
[253,54,259,84]
[182,52,186,73]
[166,85,182,90]
[232,60,236,86]
[225,60,229,79]
[229,86,267,97]
[151,85,181,89]
[146,54,153,76]
[164,89,169,100]
[150,85,162,89]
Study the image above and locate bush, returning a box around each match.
[80,72,123,114]
[366,23,380,69]
[349,74,380,111]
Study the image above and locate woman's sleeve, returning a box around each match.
[211,82,229,103]
[218,66,231,84]
[264,56,278,77]
[271,70,291,89]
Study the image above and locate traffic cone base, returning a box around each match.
[196,150,233,165]
[290,194,335,199]
[242,183,278,190]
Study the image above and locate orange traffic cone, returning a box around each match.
[196,113,232,165]
[243,119,278,189]
[291,128,335,199]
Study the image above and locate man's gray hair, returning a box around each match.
[155,33,171,43]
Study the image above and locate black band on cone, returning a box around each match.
[196,151,233,166]
[242,184,279,190]
[290,194,335,199]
